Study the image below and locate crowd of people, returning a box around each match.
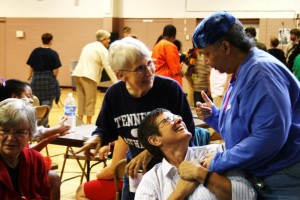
[1,10,300,200]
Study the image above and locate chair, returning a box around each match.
[32,95,40,107]
[34,105,59,170]
[114,159,127,200]
[59,117,107,184]
[35,105,51,155]
[60,146,107,184]
[35,105,50,127]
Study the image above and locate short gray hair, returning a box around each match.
[108,37,151,71]
[214,20,255,53]
[96,30,111,42]
[0,98,36,140]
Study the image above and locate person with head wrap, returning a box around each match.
[190,11,300,199]
[72,30,118,124]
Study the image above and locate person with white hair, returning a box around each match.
[75,37,194,200]
[72,30,118,124]
[0,98,50,199]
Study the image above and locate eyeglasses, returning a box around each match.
[157,114,182,128]
[0,129,30,138]
[120,59,155,73]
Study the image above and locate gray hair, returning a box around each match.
[108,37,151,71]
[96,30,111,42]
[0,98,36,140]
[214,20,255,53]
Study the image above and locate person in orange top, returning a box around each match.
[152,24,183,87]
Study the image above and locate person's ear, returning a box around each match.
[148,135,162,147]
[221,41,231,55]
[116,71,125,81]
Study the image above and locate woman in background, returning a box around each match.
[27,32,62,127]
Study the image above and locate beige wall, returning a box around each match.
[3,18,103,86]
[1,17,297,86]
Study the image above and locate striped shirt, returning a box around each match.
[135,145,257,200]
[192,54,211,92]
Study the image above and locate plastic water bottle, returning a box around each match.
[64,93,76,131]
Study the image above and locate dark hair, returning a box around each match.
[123,27,132,34]
[270,37,279,47]
[41,33,53,45]
[0,79,27,101]
[215,20,255,53]
[173,39,182,52]
[162,24,176,39]
[290,28,300,37]
[155,35,163,46]
[138,108,169,158]
[245,26,257,38]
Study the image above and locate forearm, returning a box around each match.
[195,168,231,200]
[104,65,118,83]
[53,68,59,78]
[97,137,127,179]
[167,192,185,200]
[204,106,220,132]
[42,125,65,138]
[28,68,34,80]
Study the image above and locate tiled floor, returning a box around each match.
[44,88,108,200]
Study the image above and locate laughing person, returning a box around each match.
[135,108,256,200]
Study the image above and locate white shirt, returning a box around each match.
[72,41,117,83]
[135,145,257,200]
[210,68,228,98]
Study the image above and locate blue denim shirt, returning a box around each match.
[205,48,300,177]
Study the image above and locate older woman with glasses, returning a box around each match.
[0,79,71,200]
[75,37,194,200]
[0,98,50,199]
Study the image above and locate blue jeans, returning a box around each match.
[255,162,300,200]
[121,174,135,200]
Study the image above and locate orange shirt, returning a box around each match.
[152,39,182,87]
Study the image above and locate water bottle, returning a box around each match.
[64,92,76,131]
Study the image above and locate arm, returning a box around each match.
[165,43,182,76]
[178,161,232,200]
[96,136,127,179]
[27,67,34,81]
[211,74,294,173]
[167,179,198,200]
[75,92,118,159]
[100,48,118,83]
[40,116,71,139]
[53,68,59,78]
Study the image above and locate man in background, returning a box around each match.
[285,28,300,60]
[245,26,267,51]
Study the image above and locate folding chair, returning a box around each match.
[35,105,50,127]
[35,105,51,155]
[60,147,107,184]
[114,159,127,200]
